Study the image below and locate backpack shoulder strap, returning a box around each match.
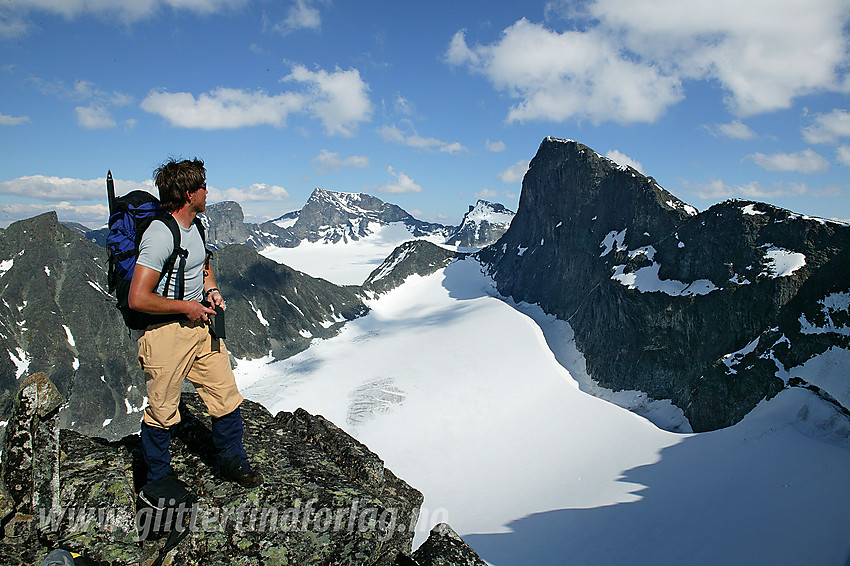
[151,213,188,301]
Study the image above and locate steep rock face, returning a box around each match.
[480,137,850,431]
[0,214,367,441]
[445,201,514,248]
[0,377,431,565]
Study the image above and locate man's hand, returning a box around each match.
[185,300,216,323]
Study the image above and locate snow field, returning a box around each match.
[236,257,850,566]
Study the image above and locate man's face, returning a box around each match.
[188,181,208,212]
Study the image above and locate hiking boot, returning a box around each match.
[218,455,263,488]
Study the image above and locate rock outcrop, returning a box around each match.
[0,375,488,565]
[480,137,850,431]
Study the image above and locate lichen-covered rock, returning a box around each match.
[411,524,487,566]
[0,372,63,544]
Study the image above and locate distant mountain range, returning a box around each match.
[10,136,849,439]
[73,188,514,252]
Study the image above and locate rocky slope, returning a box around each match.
[444,200,514,248]
[0,213,366,441]
[0,373,482,565]
[479,137,850,431]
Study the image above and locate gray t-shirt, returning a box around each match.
[136,218,205,302]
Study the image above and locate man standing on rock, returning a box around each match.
[128,157,262,488]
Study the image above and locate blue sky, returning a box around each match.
[1,0,850,228]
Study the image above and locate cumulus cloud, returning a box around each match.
[446,20,683,124]
[746,149,830,173]
[312,149,370,174]
[378,123,467,154]
[803,109,850,144]
[605,150,644,174]
[0,174,154,201]
[283,65,373,136]
[141,65,372,135]
[705,120,758,140]
[837,145,850,166]
[373,166,423,194]
[141,87,306,130]
[486,139,506,152]
[0,113,30,126]
[497,160,530,184]
[208,183,289,203]
[447,0,850,123]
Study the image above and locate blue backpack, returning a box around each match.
[106,170,205,330]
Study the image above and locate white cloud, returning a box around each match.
[447,0,850,123]
[0,113,30,126]
[706,120,758,140]
[274,0,326,35]
[141,65,372,134]
[373,166,423,194]
[803,109,850,144]
[75,105,117,129]
[209,183,289,203]
[312,149,370,174]
[446,20,683,124]
[283,65,373,136]
[486,139,506,152]
[0,175,154,201]
[497,160,529,184]
[605,150,644,174]
[837,146,850,166]
[378,123,467,154]
[746,149,830,174]
[141,87,306,129]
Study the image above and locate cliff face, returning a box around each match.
[0,374,484,566]
[480,137,850,431]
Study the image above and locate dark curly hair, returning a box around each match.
[154,157,206,212]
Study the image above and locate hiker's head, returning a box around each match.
[154,157,206,212]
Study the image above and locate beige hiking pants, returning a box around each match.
[137,320,243,429]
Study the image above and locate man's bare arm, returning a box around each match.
[128,264,215,323]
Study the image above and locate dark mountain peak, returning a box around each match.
[482,136,850,432]
[521,137,695,253]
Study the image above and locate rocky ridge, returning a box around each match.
[479,137,850,431]
[0,373,483,565]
